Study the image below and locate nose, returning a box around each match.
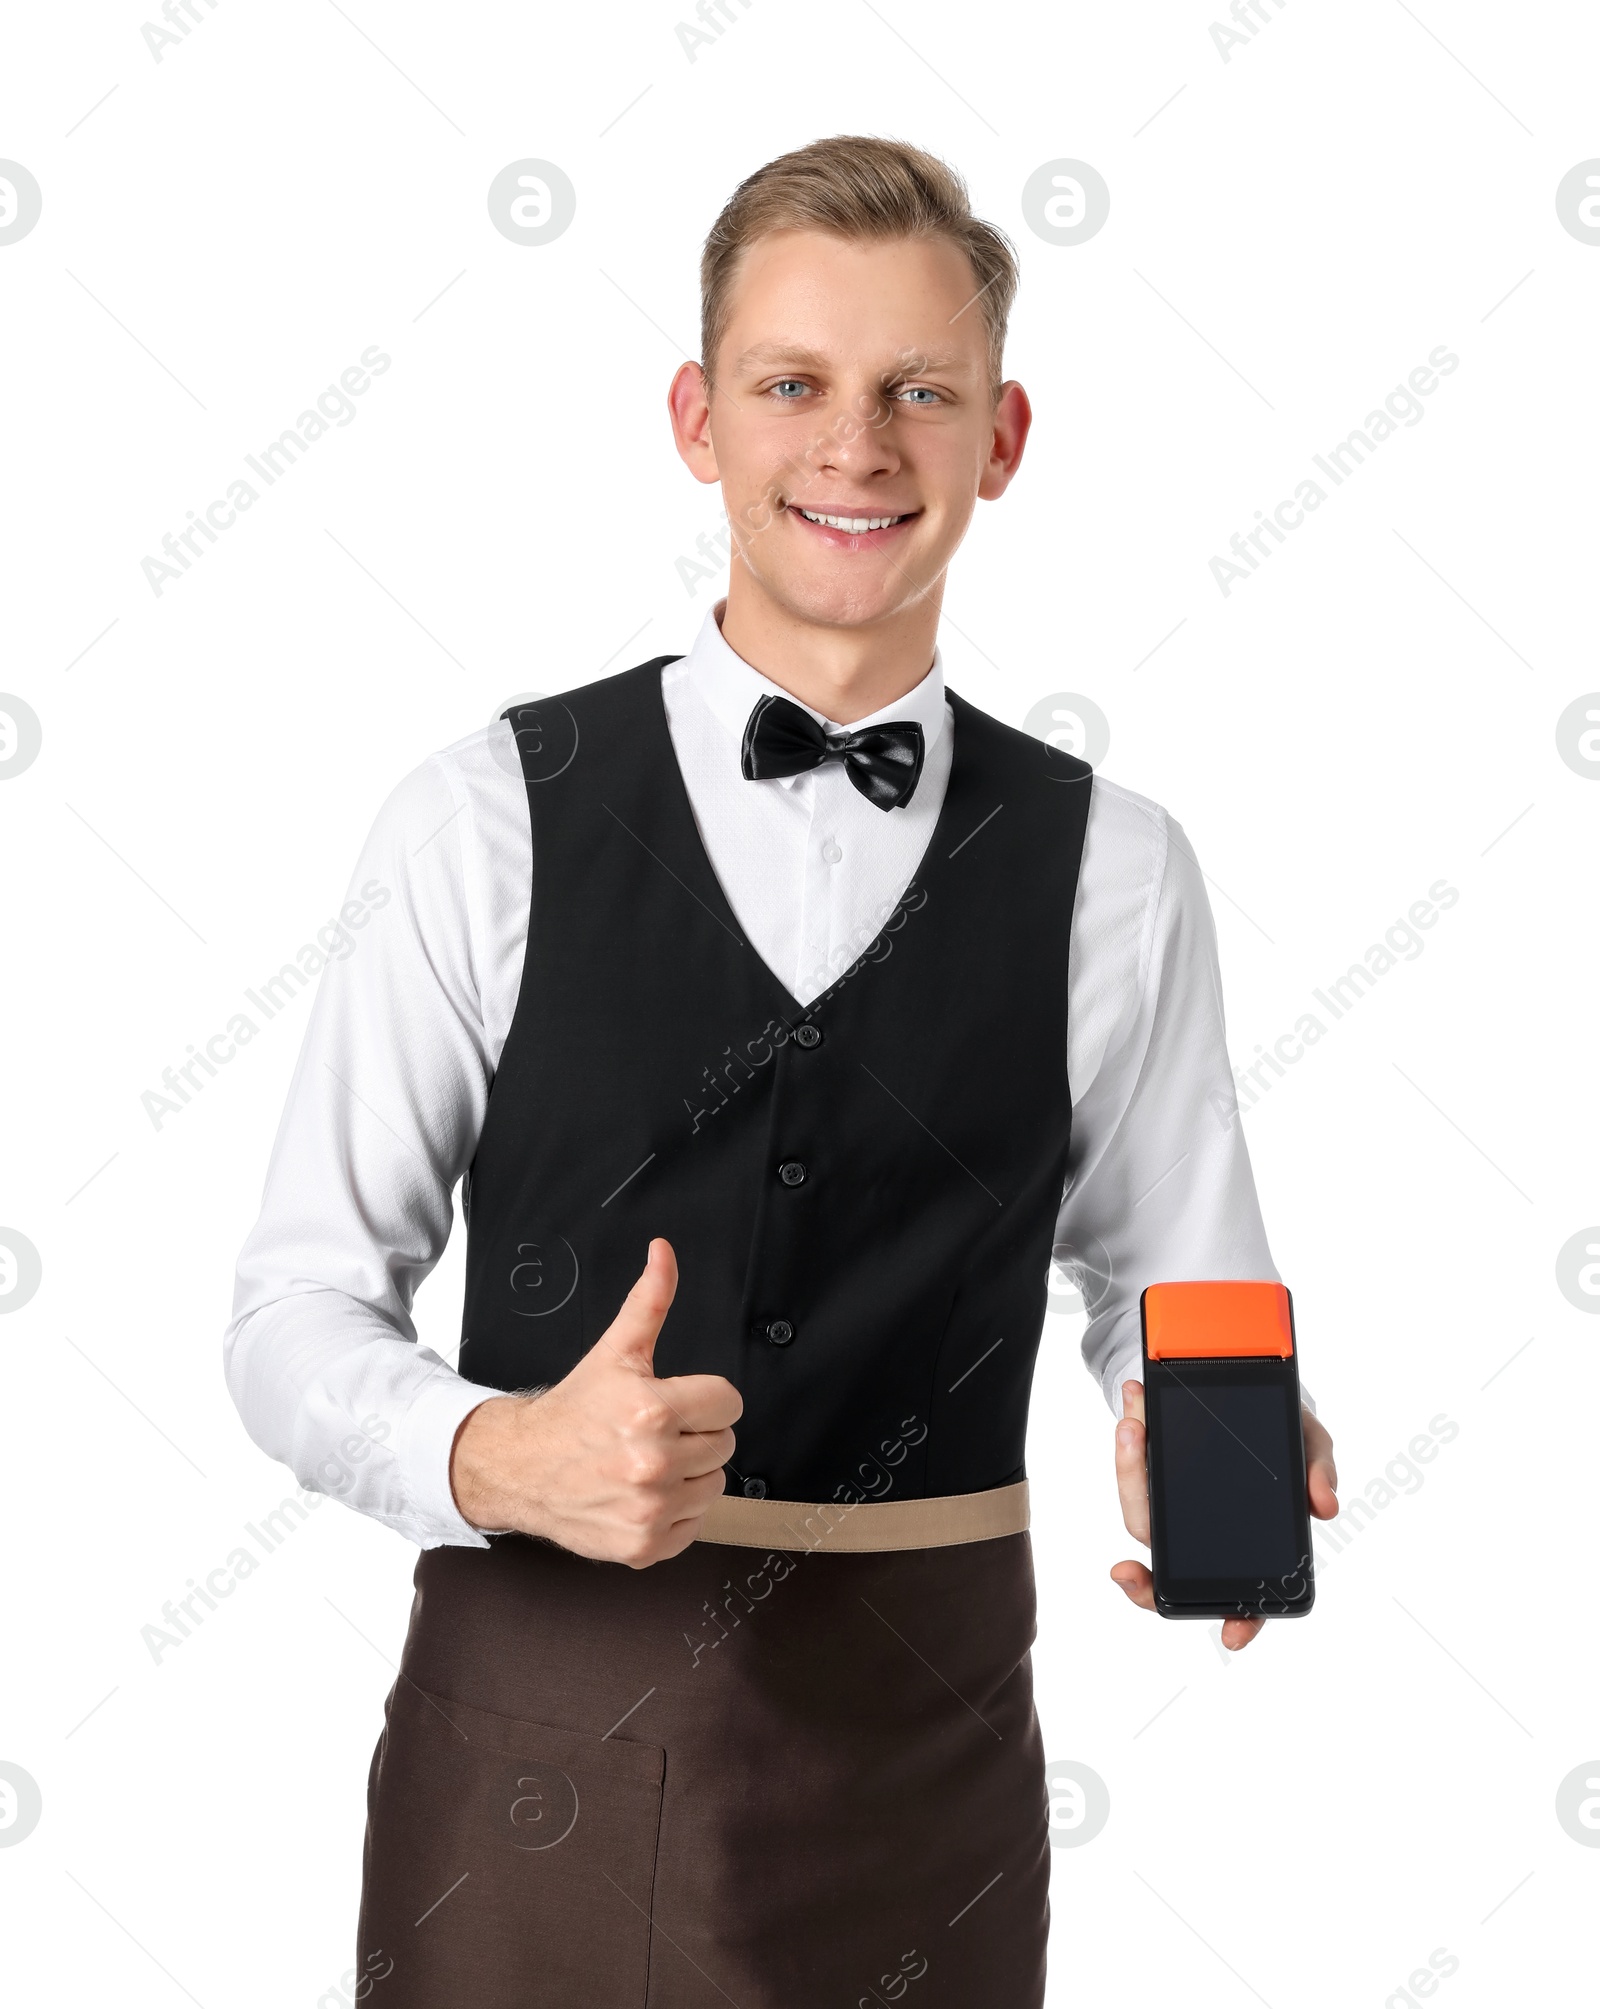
[800,385,903,490]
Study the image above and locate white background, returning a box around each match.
[2,1,1597,2002]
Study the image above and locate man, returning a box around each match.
[226,134,1337,2007]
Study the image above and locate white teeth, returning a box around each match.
[797,508,905,532]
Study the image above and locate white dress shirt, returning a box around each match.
[224,601,1307,1550]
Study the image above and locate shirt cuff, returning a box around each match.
[392,1350,505,1549]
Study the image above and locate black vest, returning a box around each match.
[459,657,1092,1504]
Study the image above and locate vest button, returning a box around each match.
[778,1160,807,1186]
[765,1319,795,1346]
[793,1023,822,1049]
[742,1476,768,1499]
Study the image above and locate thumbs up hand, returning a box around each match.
[448,1239,744,1566]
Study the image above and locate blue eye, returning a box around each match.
[772,379,808,398]
[898,386,938,403]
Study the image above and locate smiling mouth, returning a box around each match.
[787,504,919,538]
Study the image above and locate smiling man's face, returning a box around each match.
[671,228,1029,641]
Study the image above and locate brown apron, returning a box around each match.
[356,1515,1051,2006]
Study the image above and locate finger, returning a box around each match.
[674,1426,738,1479]
[655,1370,745,1433]
[602,1238,679,1373]
[644,1519,704,1566]
[1220,1614,1264,1651]
[1114,1404,1150,1547]
[668,1465,729,1513]
[1109,1559,1155,1611]
[653,1470,732,1558]
[613,1467,730,1570]
[1121,1378,1145,1425]
[1302,1409,1340,1518]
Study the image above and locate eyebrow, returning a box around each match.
[729,342,973,379]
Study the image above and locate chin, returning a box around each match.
[754,565,933,632]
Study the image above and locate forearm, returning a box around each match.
[1060,799,1317,1426]
[224,1289,499,1547]
[221,750,509,1546]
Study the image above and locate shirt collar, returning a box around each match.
[683,597,949,787]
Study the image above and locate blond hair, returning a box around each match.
[700,135,1018,399]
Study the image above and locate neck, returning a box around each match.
[717,571,943,724]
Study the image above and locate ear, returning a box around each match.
[669,360,721,486]
[977,379,1032,502]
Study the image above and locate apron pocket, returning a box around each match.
[358,1676,665,2009]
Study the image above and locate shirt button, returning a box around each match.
[821,837,843,864]
[742,1476,768,1499]
[778,1160,807,1186]
[793,1023,822,1049]
[765,1319,795,1346]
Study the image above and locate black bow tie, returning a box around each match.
[740,693,925,812]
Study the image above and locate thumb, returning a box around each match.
[604,1238,678,1375]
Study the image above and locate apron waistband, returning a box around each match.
[695,1479,1029,1553]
